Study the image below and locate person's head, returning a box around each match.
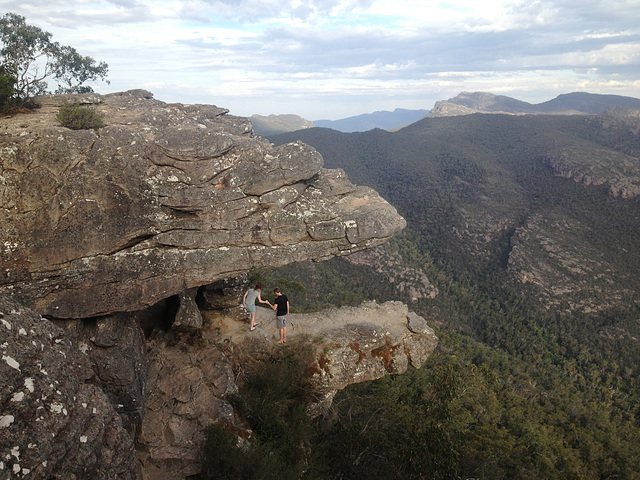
[274,287,281,295]
[255,284,262,291]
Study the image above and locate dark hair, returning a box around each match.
[274,287,281,294]
[255,284,262,290]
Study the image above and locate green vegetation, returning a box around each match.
[256,113,640,478]
[0,13,109,110]
[56,102,105,130]
[197,342,319,480]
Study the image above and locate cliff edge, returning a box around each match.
[0,91,435,480]
[0,90,405,319]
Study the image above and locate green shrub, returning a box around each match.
[56,102,104,130]
[0,73,17,113]
[196,341,319,480]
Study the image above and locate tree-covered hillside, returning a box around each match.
[255,111,640,479]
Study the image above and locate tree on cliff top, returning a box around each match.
[0,13,109,106]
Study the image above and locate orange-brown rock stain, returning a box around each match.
[371,336,399,373]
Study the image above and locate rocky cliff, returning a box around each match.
[0,91,436,479]
[0,90,405,318]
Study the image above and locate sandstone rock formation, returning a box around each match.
[346,245,438,301]
[136,301,437,479]
[542,145,640,198]
[0,90,405,319]
[0,91,431,480]
[507,213,636,313]
[0,295,136,479]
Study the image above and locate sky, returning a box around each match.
[1,0,640,120]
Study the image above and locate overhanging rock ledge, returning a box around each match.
[0,90,406,318]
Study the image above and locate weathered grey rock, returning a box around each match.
[0,295,136,479]
[173,288,202,330]
[507,213,635,313]
[285,301,438,390]
[136,301,437,479]
[137,329,240,480]
[52,312,149,432]
[223,301,438,414]
[197,274,248,310]
[346,246,438,301]
[0,90,406,319]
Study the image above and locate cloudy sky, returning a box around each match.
[2,0,640,119]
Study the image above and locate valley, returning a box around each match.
[261,105,640,479]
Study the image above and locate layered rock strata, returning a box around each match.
[0,90,405,319]
[0,91,423,480]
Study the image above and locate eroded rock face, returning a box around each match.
[0,90,405,319]
[135,301,437,479]
[52,312,150,433]
[283,301,438,411]
[0,295,136,479]
[507,213,636,313]
[137,329,240,480]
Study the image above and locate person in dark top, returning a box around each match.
[271,287,289,344]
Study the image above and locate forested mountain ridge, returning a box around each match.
[270,108,640,315]
[432,91,640,116]
[263,107,640,479]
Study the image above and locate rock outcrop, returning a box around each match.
[0,91,432,480]
[507,213,636,313]
[346,245,438,301]
[136,301,437,479]
[0,295,136,479]
[0,90,405,319]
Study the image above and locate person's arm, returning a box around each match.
[242,291,248,305]
[257,293,268,304]
[286,300,290,315]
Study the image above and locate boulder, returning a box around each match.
[0,90,405,319]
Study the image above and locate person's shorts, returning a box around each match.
[245,304,256,313]
[276,315,287,329]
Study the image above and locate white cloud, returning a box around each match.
[1,0,639,119]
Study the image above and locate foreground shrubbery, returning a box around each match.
[56,102,104,130]
[196,342,319,480]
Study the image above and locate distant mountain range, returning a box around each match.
[250,108,429,136]
[250,92,640,136]
[430,91,640,116]
[313,108,430,133]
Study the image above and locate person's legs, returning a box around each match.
[247,304,257,330]
[277,316,287,343]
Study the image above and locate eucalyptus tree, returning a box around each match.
[0,13,109,106]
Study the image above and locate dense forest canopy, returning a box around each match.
[232,111,640,479]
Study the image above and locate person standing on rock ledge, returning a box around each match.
[243,284,271,331]
[271,287,289,344]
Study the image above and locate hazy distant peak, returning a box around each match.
[446,91,537,113]
[250,114,314,136]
